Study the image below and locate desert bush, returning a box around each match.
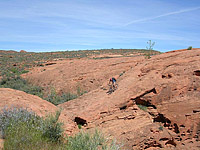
[4,121,46,150]
[21,70,29,74]
[145,53,151,59]
[0,107,40,138]
[0,67,29,77]
[119,71,125,77]
[159,125,163,131]
[77,86,87,96]
[44,88,78,105]
[1,107,121,150]
[137,104,147,111]
[187,46,192,50]
[3,119,66,150]
[0,76,82,105]
[67,130,121,150]
[0,76,84,105]
[78,124,82,129]
[41,111,64,142]
[0,76,43,97]
[146,40,155,58]
[0,107,64,143]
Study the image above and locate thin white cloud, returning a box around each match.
[124,6,200,26]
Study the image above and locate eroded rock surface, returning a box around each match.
[1,49,200,149]
[23,56,144,95]
[58,49,200,149]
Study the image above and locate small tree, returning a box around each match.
[146,40,155,59]
[187,46,192,50]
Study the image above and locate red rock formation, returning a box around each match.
[1,49,200,149]
[58,49,200,149]
[20,50,27,53]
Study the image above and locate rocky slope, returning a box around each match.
[1,49,200,149]
[58,49,200,149]
[23,56,145,95]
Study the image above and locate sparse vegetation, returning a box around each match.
[78,124,82,129]
[159,125,163,131]
[119,71,125,77]
[146,40,155,59]
[76,86,87,96]
[93,56,114,60]
[41,110,64,143]
[0,107,63,142]
[44,88,78,105]
[0,75,87,105]
[0,107,40,138]
[0,49,160,105]
[1,107,65,150]
[0,74,87,105]
[187,46,192,50]
[137,104,147,111]
[145,53,151,59]
[0,49,161,77]
[0,107,121,150]
[0,76,43,97]
[67,130,121,150]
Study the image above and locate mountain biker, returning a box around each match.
[109,77,117,90]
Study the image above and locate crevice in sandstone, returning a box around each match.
[144,141,162,149]
[45,62,56,66]
[37,64,44,67]
[135,97,157,109]
[74,117,87,126]
[180,124,185,128]
[120,105,127,110]
[165,139,177,147]
[193,109,200,113]
[159,138,169,141]
[194,70,200,76]
[153,113,181,134]
[153,114,171,124]
[175,136,182,141]
[130,88,157,109]
[174,123,180,133]
[131,88,157,101]
[119,88,158,110]
[162,73,172,79]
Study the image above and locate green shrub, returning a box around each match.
[146,40,155,58]
[0,107,40,138]
[4,121,45,150]
[0,76,82,105]
[78,124,82,129]
[145,53,151,59]
[0,76,43,97]
[41,111,64,142]
[1,67,29,77]
[67,130,121,150]
[45,88,78,105]
[159,125,163,131]
[4,120,66,150]
[21,70,29,74]
[0,76,85,105]
[187,46,192,50]
[137,105,147,111]
[0,107,64,143]
[119,71,125,77]
[1,107,122,150]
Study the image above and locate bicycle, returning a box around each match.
[106,83,118,95]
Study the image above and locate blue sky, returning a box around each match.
[0,0,200,52]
